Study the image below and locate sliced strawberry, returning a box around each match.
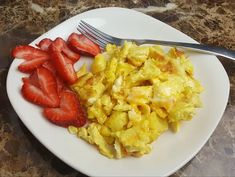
[22,71,40,88]
[22,77,30,84]
[21,67,59,107]
[49,43,77,84]
[36,67,60,105]
[42,61,56,74]
[74,96,87,126]
[53,37,80,63]
[56,76,67,93]
[67,33,101,56]
[18,57,48,72]
[12,45,50,60]
[53,37,64,51]
[42,61,67,93]
[62,44,80,63]
[63,53,74,65]
[62,43,80,63]
[22,82,58,107]
[43,91,87,127]
[36,38,53,51]
[43,60,72,77]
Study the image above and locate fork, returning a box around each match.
[77,20,235,60]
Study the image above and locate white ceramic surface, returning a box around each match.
[6,7,230,177]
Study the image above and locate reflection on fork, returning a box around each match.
[77,20,235,60]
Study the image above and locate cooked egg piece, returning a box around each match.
[91,53,107,74]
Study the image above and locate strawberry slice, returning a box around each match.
[42,61,56,74]
[18,56,48,72]
[53,37,80,63]
[53,37,78,64]
[68,33,101,56]
[21,67,59,107]
[56,76,67,93]
[49,43,77,84]
[36,38,53,51]
[74,96,87,126]
[12,45,50,60]
[53,37,64,51]
[43,59,72,74]
[22,71,40,88]
[42,61,68,93]
[62,44,80,63]
[43,91,87,127]
[37,67,60,105]
[22,82,58,108]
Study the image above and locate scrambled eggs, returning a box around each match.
[69,42,203,159]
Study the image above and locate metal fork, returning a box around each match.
[77,20,235,60]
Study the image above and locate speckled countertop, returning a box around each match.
[0,0,235,176]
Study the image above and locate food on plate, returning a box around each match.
[12,45,50,72]
[53,37,80,63]
[22,67,60,108]
[36,38,53,51]
[44,90,87,127]
[68,33,101,56]
[12,45,50,61]
[70,41,204,158]
[12,31,203,159]
[12,33,100,127]
[49,42,78,84]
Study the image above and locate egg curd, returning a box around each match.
[69,42,203,159]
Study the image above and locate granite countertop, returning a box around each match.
[0,0,235,176]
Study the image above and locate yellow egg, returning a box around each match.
[76,63,87,78]
[79,123,114,158]
[71,42,203,159]
[87,100,107,124]
[72,72,93,88]
[127,46,149,66]
[127,86,153,104]
[113,100,132,111]
[119,41,134,59]
[149,45,164,60]
[105,111,128,132]
[105,57,118,84]
[139,58,161,80]
[169,121,181,133]
[91,53,107,73]
[116,61,135,77]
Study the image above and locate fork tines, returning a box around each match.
[77,20,115,49]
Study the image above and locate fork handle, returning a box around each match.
[132,39,235,60]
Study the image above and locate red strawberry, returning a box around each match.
[37,67,60,105]
[62,44,80,63]
[42,61,68,93]
[22,82,58,107]
[42,61,56,74]
[53,37,64,51]
[74,96,87,126]
[54,37,80,63]
[63,53,74,65]
[36,38,53,51]
[12,45,50,60]
[56,76,67,93]
[62,43,80,63]
[18,57,48,72]
[22,71,40,88]
[68,33,101,56]
[49,43,77,84]
[21,67,59,107]
[43,91,87,127]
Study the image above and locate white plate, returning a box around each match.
[7,7,230,177]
